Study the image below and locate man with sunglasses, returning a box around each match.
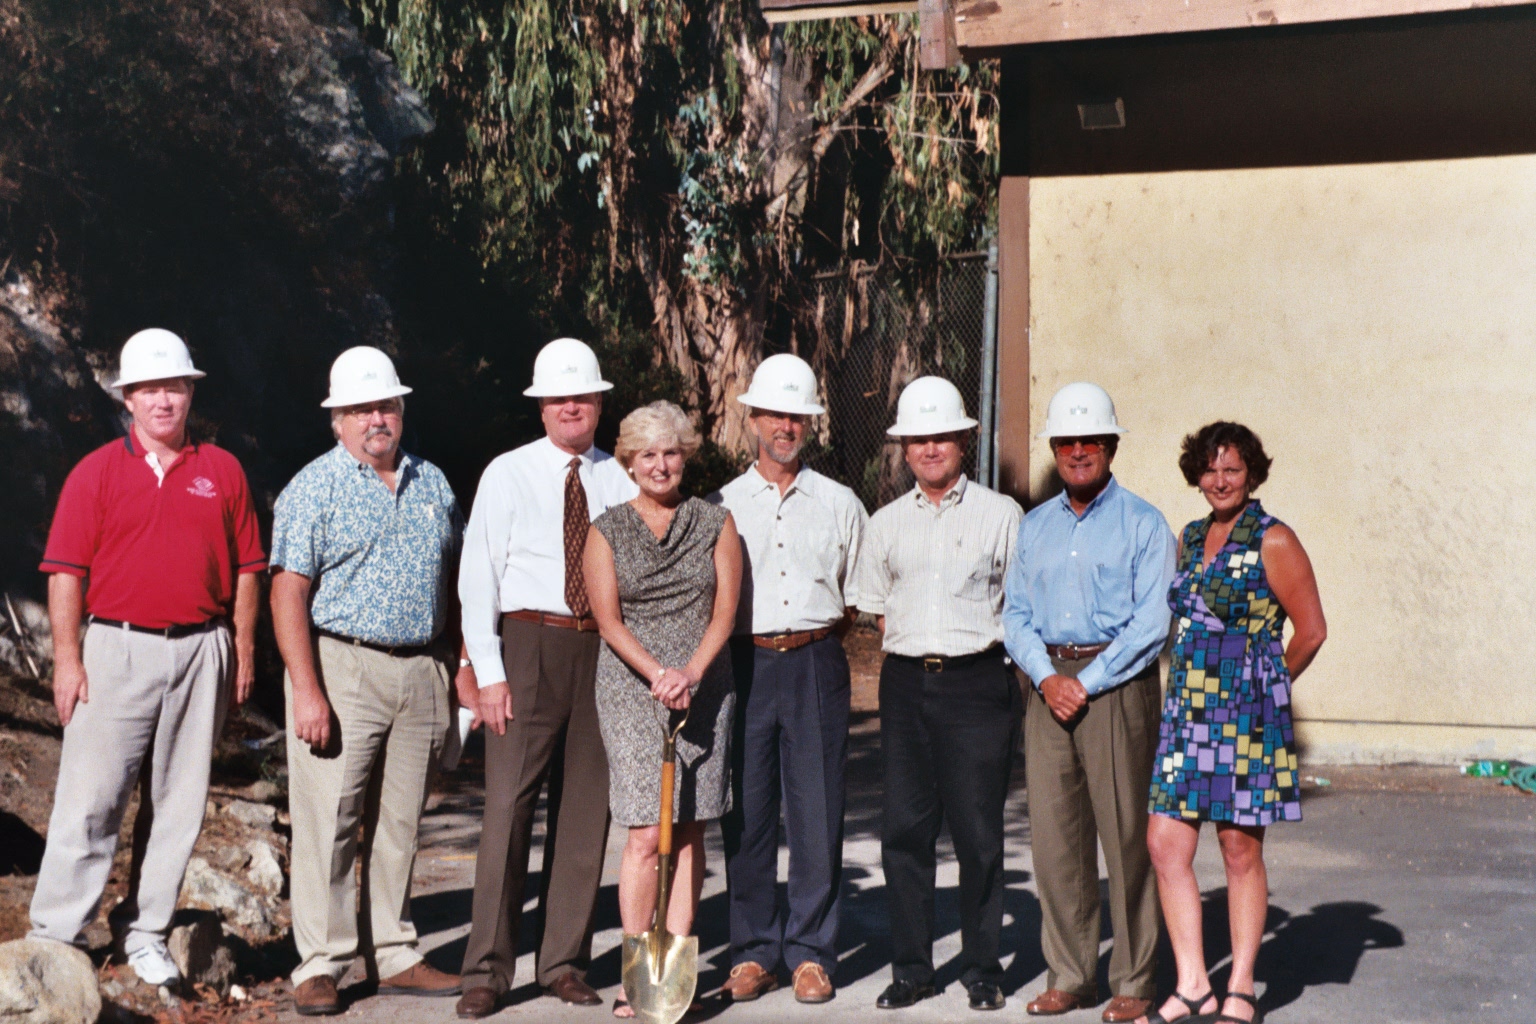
[271,347,468,1014]
[1002,382,1176,1023]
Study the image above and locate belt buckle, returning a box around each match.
[773,634,791,652]
[922,656,944,673]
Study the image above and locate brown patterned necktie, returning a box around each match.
[563,457,592,617]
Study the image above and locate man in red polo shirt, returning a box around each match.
[30,328,265,989]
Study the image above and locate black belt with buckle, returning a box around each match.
[889,644,1006,674]
[88,615,225,639]
[315,628,436,657]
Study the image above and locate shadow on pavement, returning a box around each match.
[1191,888,1405,1013]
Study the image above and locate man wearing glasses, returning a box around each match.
[1001,383,1176,1024]
[271,347,469,1015]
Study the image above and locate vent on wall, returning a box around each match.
[1077,98,1126,130]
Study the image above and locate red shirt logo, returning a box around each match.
[188,476,218,499]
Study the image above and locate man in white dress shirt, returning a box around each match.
[454,338,638,1018]
[715,354,867,1005]
[855,377,1023,1013]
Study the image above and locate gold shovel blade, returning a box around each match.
[621,930,699,1024]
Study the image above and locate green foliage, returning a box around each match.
[786,14,998,263]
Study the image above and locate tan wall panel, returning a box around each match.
[1028,156,1536,762]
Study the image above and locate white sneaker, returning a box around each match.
[127,940,181,987]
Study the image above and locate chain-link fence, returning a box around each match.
[787,250,998,512]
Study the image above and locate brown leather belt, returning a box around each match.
[753,627,833,652]
[1046,641,1110,660]
[504,609,600,632]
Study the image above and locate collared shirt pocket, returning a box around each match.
[1090,563,1134,633]
[951,535,1002,601]
[788,512,845,603]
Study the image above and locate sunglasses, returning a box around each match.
[1050,436,1114,453]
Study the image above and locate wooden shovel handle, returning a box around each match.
[658,758,675,856]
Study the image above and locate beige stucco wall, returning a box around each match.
[1028,155,1536,763]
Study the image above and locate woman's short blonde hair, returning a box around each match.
[614,400,701,469]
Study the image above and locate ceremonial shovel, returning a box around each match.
[621,709,697,1024]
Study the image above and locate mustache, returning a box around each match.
[364,425,394,440]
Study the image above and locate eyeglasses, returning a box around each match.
[1050,436,1113,453]
[342,402,402,420]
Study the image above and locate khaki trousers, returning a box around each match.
[30,622,230,951]
[460,617,609,993]
[287,637,451,985]
[1025,657,1161,1001]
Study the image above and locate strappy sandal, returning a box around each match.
[612,996,635,1019]
[1145,990,1217,1024]
[1215,991,1263,1024]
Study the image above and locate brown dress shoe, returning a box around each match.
[456,986,499,1019]
[379,961,462,996]
[1101,995,1153,1022]
[546,972,603,1006]
[293,976,341,1017]
[722,962,780,1002]
[792,962,834,1004]
[1026,988,1092,1016]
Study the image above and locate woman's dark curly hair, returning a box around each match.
[1178,421,1272,489]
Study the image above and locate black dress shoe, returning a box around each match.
[968,981,1006,1011]
[877,980,936,1009]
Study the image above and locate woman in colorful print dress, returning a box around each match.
[1136,423,1326,1024]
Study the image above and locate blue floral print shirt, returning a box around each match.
[271,444,464,646]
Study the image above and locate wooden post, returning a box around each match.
[995,176,1030,503]
[918,0,960,70]
[994,53,1031,503]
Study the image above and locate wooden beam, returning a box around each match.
[762,1,917,24]
[995,175,1031,503]
[955,0,1536,50]
[918,0,960,68]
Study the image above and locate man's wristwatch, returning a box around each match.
[459,658,472,669]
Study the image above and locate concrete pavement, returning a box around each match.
[316,719,1536,1024]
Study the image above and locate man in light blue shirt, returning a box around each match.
[1002,383,1175,1024]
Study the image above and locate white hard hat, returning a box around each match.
[1039,381,1128,439]
[111,328,206,389]
[523,337,614,398]
[737,353,825,416]
[320,346,413,408]
[887,376,978,437]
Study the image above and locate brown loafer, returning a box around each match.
[379,961,462,996]
[792,962,834,1004]
[1026,988,1093,1016]
[722,962,779,1002]
[293,976,342,1016]
[1101,995,1153,1022]
[456,986,499,1019]
[546,971,603,1006]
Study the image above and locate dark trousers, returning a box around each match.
[460,618,610,993]
[722,634,850,973]
[881,651,1022,987]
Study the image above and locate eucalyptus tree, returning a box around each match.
[349,0,996,449]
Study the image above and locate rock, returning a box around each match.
[213,844,252,873]
[167,912,236,995]
[223,799,278,828]
[245,838,285,896]
[0,937,102,1024]
[246,779,283,804]
[180,857,286,942]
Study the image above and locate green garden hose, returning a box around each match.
[1506,765,1536,796]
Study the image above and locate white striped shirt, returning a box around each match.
[856,476,1023,658]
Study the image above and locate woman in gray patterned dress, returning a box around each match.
[582,400,741,1016]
